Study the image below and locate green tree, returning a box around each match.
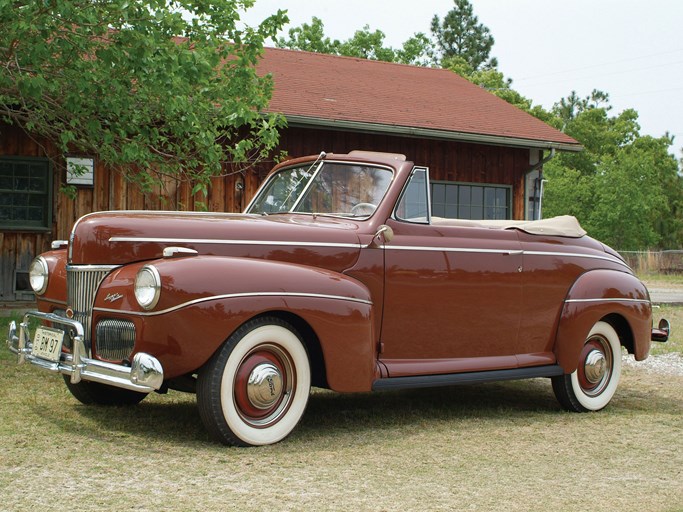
[275,16,339,54]
[0,0,288,194]
[337,25,397,62]
[543,93,682,250]
[276,17,433,66]
[431,0,496,70]
[395,33,434,66]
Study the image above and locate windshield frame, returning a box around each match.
[245,159,395,220]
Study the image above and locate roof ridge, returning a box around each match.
[262,46,454,74]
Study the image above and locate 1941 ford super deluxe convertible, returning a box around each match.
[7,150,670,446]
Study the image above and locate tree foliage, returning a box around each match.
[0,0,288,194]
[430,0,496,70]
[337,25,401,62]
[276,17,433,66]
[543,92,682,250]
[274,16,338,54]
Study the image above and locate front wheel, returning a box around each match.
[197,317,311,446]
[552,321,622,412]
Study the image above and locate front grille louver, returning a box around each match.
[66,264,119,350]
[95,319,136,361]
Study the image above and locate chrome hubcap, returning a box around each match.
[584,349,607,384]
[247,362,283,409]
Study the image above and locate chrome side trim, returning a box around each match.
[385,245,628,267]
[565,298,651,304]
[523,250,629,267]
[109,237,362,249]
[386,246,517,255]
[94,291,373,317]
[107,237,624,267]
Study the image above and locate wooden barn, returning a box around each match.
[0,47,580,306]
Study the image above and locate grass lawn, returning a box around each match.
[640,272,683,287]
[1,312,681,512]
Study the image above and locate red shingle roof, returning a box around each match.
[257,47,580,151]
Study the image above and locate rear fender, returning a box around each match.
[94,256,376,391]
[554,269,652,373]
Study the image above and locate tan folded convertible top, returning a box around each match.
[430,215,587,238]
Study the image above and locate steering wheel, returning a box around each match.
[350,202,377,216]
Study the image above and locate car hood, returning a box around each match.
[69,211,363,272]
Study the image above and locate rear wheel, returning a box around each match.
[552,321,622,412]
[63,376,148,406]
[197,317,311,446]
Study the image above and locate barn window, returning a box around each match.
[0,158,52,230]
[431,182,510,220]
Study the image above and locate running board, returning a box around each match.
[372,365,565,391]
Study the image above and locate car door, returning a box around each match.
[379,168,523,377]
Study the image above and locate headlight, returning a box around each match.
[29,256,49,295]
[134,265,161,310]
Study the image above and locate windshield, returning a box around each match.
[247,162,393,218]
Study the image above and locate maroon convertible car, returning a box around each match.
[7,150,670,446]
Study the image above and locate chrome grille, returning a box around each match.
[51,308,71,350]
[95,319,136,361]
[67,265,118,346]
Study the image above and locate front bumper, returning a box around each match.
[6,311,163,393]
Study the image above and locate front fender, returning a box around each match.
[34,249,68,312]
[554,269,652,373]
[94,256,376,390]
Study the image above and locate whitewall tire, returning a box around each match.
[197,317,311,446]
[552,321,622,412]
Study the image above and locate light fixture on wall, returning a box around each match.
[66,156,95,186]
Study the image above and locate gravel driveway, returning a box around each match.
[648,287,683,304]
[624,352,683,376]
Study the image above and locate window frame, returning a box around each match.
[0,156,53,232]
[393,166,431,224]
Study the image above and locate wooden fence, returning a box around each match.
[619,251,683,274]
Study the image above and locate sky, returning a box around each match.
[240,0,683,158]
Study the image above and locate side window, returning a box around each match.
[395,167,430,223]
[0,158,52,230]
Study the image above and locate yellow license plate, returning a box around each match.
[32,326,65,362]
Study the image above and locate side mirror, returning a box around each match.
[369,225,394,249]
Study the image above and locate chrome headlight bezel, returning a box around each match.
[29,256,49,295]
[134,265,161,310]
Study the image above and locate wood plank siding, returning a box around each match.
[1,123,534,303]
